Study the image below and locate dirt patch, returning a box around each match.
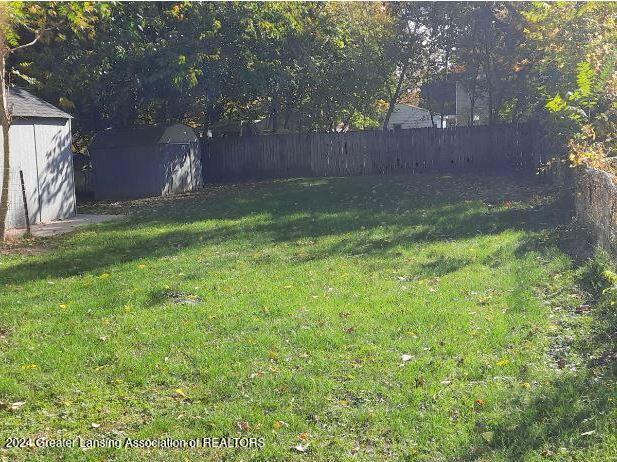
[0,238,56,256]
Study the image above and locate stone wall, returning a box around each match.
[574,167,617,253]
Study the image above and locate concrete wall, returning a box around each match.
[574,167,617,253]
[0,117,75,229]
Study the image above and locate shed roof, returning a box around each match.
[8,87,72,119]
[90,124,198,150]
[394,103,431,113]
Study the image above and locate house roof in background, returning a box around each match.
[8,87,72,119]
[394,103,430,112]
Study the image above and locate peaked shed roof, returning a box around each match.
[7,87,72,119]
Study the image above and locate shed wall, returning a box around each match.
[93,145,165,200]
[92,140,202,200]
[0,118,74,229]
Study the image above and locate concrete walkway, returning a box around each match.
[6,214,124,239]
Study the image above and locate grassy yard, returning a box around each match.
[0,174,615,461]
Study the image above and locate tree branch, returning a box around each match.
[8,26,49,54]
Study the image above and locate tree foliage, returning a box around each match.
[2,1,615,169]
[0,1,102,239]
[523,1,616,167]
[9,2,395,140]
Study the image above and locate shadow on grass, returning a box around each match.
[457,211,617,461]
[0,174,567,287]
[461,304,617,461]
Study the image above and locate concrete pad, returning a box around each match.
[6,214,124,239]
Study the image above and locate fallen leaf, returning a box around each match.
[298,432,310,442]
[91,423,100,428]
[292,443,309,453]
[236,421,250,431]
[481,431,494,443]
[581,430,596,436]
[59,304,67,309]
[273,420,288,430]
[100,273,111,279]
[173,388,187,399]
[401,354,414,363]
[9,401,25,411]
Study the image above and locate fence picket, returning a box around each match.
[202,123,544,183]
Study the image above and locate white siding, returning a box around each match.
[0,117,74,229]
[387,104,436,129]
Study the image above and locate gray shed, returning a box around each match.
[90,123,202,200]
[0,87,75,230]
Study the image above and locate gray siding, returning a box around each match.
[91,129,202,201]
[0,117,75,229]
[455,82,489,126]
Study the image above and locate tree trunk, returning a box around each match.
[382,61,409,130]
[483,41,495,127]
[0,53,11,240]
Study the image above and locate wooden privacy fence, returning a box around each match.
[202,123,550,183]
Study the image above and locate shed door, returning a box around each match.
[1,121,41,227]
[34,119,76,222]
[165,143,192,194]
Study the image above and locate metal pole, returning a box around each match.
[19,170,30,235]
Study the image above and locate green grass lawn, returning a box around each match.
[0,174,615,461]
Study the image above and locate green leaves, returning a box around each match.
[546,94,567,113]
[574,61,594,99]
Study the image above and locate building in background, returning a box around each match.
[386,104,439,130]
[422,77,489,127]
[0,87,75,230]
[90,123,202,200]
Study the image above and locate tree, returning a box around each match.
[16,2,394,139]
[0,2,102,239]
[1,4,49,240]
[523,2,617,166]
[381,3,434,130]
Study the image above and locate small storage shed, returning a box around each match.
[0,87,75,229]
[90,123,202,200]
